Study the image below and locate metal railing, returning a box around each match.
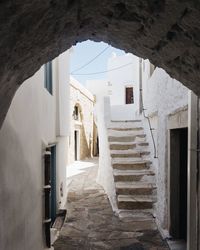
[140,88,157,158]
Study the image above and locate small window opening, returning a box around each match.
[44,62,53,94]
[73,106,79,120]
[125,87,134,104]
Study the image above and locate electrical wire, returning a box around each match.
[71,45,110,74]
[71,62,133,76]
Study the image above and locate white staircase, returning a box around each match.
[108,120,156,213]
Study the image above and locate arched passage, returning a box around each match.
[0,0,200,126]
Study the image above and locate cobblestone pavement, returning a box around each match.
[54,158,169,250]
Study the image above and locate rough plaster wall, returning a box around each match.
[1,0,200,127]
[142,65,188,230]
[68,82,94,163]
[0,69,56,250]
[96,97,117,212]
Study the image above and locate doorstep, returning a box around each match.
[167,239,186,250]
[51,210,66,247]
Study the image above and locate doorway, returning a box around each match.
[50,145,57,223]
[74,130,79,161]
[169,128,188,241]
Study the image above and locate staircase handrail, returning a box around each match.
[140,88,157,159]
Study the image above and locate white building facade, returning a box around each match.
[0,50,71,250]
[87,52,195,249]
[87,53,140,121]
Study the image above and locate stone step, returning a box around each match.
[111,120,142,122]
[108,129,144,137]
[113,169,155,182]
[109,142,149,150]
[111,152,141,158]
[108,120,142,129]
[117,195,156,210]
[110,150,150,158]
[108,134,146,142]
[108,127,144,131]
[116,182,156,195]
[113,163,149,170]
[118,209,154,220]
[112,159,151,170]
[112,158,152,164]
[110,143,136,150]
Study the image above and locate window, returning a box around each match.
[73,106,79,120]
[44,62,53,94]
[125,87,134,104]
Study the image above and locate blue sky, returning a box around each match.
[70,40,125,85]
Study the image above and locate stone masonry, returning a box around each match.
[69,78,95,163]
[54,158,168,250]
[1,1,200,126]
[107,120,156,212]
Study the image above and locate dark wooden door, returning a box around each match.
[170,128,188,241]
[50,145,57,223]
[125,87,133,104]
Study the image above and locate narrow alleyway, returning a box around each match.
[54,158,169,250]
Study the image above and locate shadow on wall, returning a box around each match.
[74,102,95,160]
[0,121,44,250]
[93,121,99,157]
[80,123,91,160]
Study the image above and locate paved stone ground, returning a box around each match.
[54,158,169,250]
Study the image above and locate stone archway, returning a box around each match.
[1,0,200,126]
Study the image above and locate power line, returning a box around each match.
[71,45,110,74]
[71,62,133,76]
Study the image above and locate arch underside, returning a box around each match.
[0,0,200,125]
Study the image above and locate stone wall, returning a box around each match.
[68,77,95,163]
[0,1,200,127]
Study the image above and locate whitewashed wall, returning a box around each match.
[86,78,118,210]
[108,53,140,120]
[56,50,71,137]
[141,60,189,232]
[0,50,71,250]
[107,53,139,108]
[86,79,110,98]
[86,53,140,121]
[96,97,117,211]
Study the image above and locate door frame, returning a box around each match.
[50,145,57,223]
[125,85,134,104]
[167,107,188,241]
[169,128,188,240]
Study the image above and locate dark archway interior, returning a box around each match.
[1,0,200,126]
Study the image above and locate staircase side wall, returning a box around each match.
[141,63,189,233]
[96,97,117,212]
